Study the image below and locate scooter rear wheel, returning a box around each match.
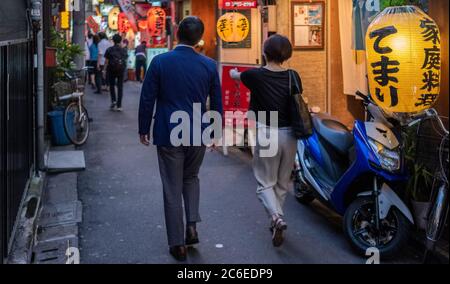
[343,197,410,259]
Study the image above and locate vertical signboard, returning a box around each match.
[221,65,252,114]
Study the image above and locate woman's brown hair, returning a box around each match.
[263,34,293,64]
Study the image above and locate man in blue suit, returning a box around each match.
[138,17,222,261]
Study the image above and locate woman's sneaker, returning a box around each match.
[271,218,287,247]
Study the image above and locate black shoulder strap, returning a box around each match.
[289,69,301,95]
[289,69,292,95]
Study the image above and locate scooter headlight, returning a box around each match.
[368,139,401,172]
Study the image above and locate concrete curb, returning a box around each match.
[32,171,82,264]
[7,174,45,264]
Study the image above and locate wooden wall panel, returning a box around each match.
[329,0,364,127]
[429,0,449,118]
[279,0,328,112]
[191,0,218,59]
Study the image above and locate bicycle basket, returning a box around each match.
[52,81,74,99]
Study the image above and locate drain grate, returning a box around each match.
[33,237,79,264]
[38,201,82,228]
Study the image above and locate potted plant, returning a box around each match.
[50,28,84,74]
[48,28,84,107]
[47,28,84,146]
[403,126,434,230]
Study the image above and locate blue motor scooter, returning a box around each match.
[293,92,414,258]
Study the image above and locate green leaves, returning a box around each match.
[50,28,84,74]
[402,124,434,202]
[380,0,428,10]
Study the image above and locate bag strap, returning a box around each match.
[288,69,293,96]
[289,69,301,96]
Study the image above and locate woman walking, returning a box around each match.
[89,35,101,94]
[134,41,147,83]
[230,35,303,247]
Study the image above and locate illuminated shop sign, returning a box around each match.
[221,0,258,9]
[217,12,250,43]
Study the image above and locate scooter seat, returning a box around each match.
[312,113,353,155]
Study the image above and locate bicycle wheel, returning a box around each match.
[64,102,90,146]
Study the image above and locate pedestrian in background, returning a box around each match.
[135,41,147,83]
[230,35,303,248]
[104,34,128,112]
[122,39,130,82]
[85,34,92,86]
[138,17,222,262]
[89,35,101,94]
[97,32,113,92]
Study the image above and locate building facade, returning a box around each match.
[0,0,36,264]
[175,0,449,126]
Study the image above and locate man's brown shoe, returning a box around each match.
[186,226,199,246]
[169,246,187,261]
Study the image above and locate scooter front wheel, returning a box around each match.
[343,197,410,259]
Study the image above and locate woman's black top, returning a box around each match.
[241,67,303,128]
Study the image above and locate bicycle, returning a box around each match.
[57,67,92,146]
[409,109,449,262]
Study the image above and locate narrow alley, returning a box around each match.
[77,82,420,264]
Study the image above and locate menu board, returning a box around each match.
[291,1,325,50]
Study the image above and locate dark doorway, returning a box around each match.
[0,41,34,264]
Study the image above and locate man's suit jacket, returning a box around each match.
[138,46,223,146]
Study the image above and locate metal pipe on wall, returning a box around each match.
[72,0,86,70]
[37,20,45,172]
[30,0,45,172]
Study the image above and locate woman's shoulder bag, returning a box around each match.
[288,70,313,139]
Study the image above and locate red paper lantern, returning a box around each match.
[138,20,148,31]
[147,7,166,37]
[118,12,132,33]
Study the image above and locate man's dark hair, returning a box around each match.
[263,34,293,64]
[177,16,204,46]
[98,32,107,40]
[98,32,108,40]
[113,34,122,45]
[141,41,147,46]
[93,35,100,46]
